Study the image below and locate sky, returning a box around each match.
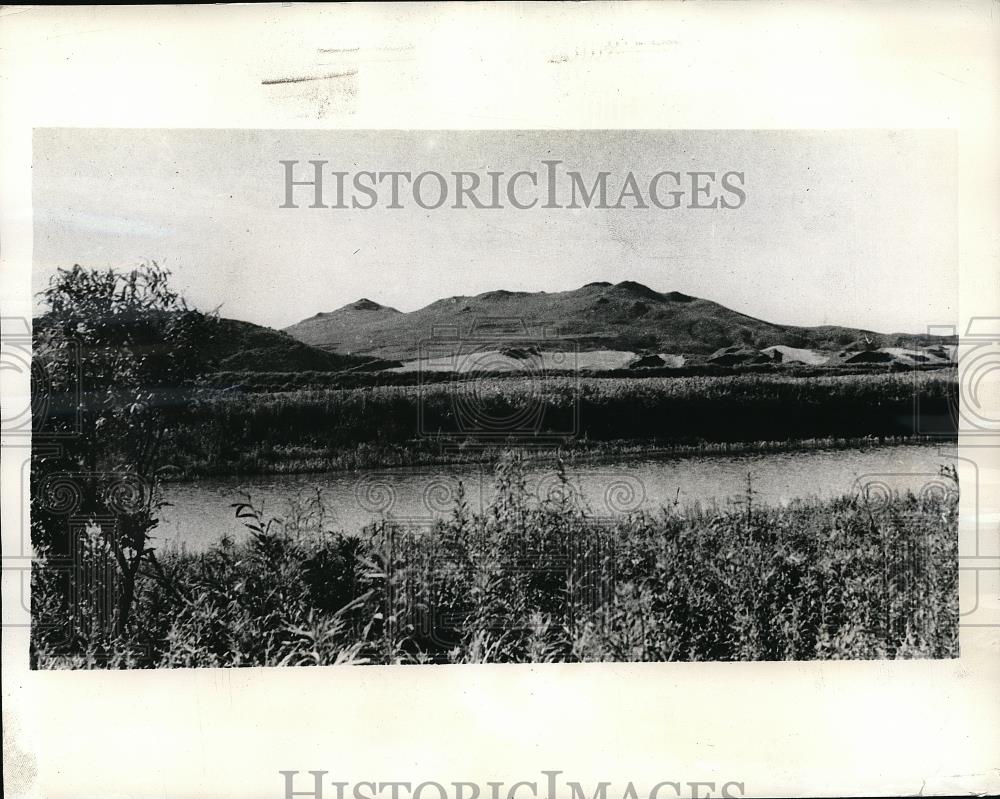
[32,129,957,334]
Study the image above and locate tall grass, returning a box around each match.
[160,371,955,476]
[31,456,959,667]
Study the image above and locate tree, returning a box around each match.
[32,262,217,640]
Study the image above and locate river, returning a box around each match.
[155,443,956,552]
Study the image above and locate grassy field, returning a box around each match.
[31,456,959,667]
[157,371,956,476]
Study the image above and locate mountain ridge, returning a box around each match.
[284,280,953,361]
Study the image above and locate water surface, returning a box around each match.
[157,443,956,552]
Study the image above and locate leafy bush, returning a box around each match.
[32,263,218,637]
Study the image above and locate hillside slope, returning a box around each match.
[284,281,948,360]
[34,312,396,374]
[205,317,397,372]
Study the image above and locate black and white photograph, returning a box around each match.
[3,5,999,799]
[28,129,960,667]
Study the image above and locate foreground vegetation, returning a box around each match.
[32,458,959,667]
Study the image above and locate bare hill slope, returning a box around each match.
[285,281,948,361]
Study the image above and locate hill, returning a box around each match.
[282,298,404,357]
[33,312,397,374]
[284,281,951,361]
[203,317,398,372]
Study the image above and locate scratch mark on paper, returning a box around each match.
[315,44,416,67]
[262,67,358,118]
[931,69,969,86]
[261,70,358,86]
[0,7,35,18]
